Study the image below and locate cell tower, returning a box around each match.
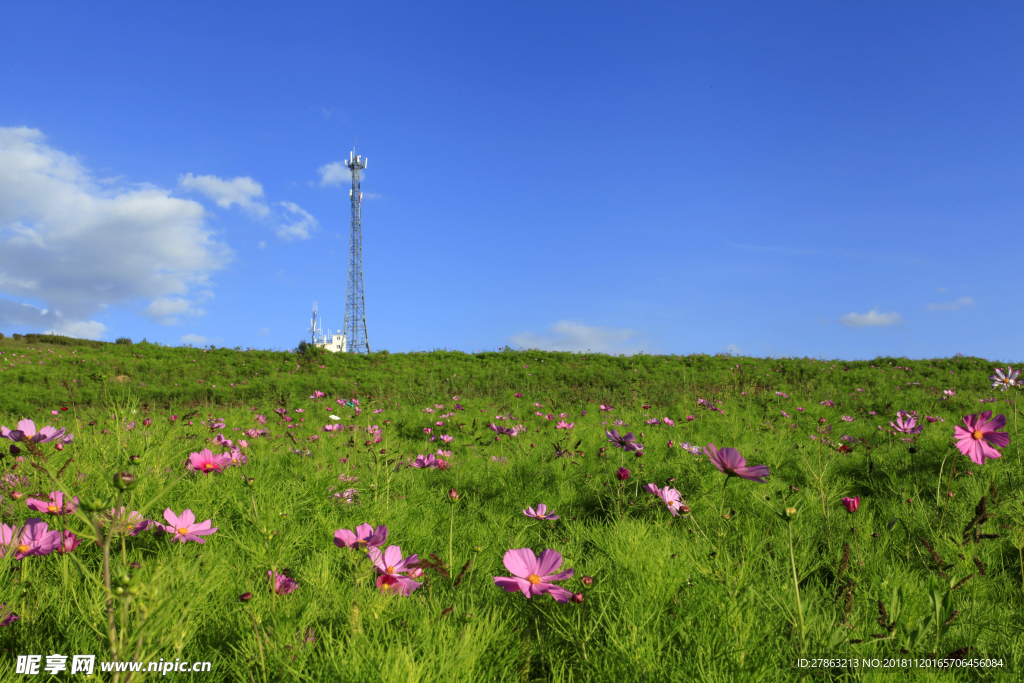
[342,147,370,354]
[309,301,323,344]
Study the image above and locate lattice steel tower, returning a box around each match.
[342,148,370,353]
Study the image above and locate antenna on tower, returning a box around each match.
[309,301,323,344]
[341,145,370,354]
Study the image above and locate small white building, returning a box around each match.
[315,332,347,353]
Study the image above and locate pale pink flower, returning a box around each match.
[523,504,559,521]
[161,508,217,544]
[368,545,422,596]
[334,523,388,549]
[642,484,690,516]
[493,548,574,603]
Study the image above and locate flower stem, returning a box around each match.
[787,520,805,647]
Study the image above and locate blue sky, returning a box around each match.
[0,1,1020,361]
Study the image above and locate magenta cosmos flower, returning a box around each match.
[642,484,690,516]
[334,523,388,550]
[367,545,422,596]
[0,603,18,627]
[161,508,217,544]
[523,504,559,521]
[953,411,1010,465]
[25,491,78,516]
[841,496,860,513]
[606,429,643,453]
[493,548,574,603]
[186,449,231,474]
[704,443,770,483]
[616,467,630,481]
[890,414,923,435]
[1,419,66,444]
[555,420,574,430]
[2,519,61,559]
[268,570,298,595]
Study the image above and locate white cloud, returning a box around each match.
[317,161,359,187]
[362,192,383,200]
[509,321,646,354]
[258,240,266,249]
[927,296,975,312]
[838,308,903,328]
[0,126,231,335]
[181,333,207,345]
[143,297,205,325]
[0,299,106,338]
[725,343,741,354]
[276,201,318,240]
[258,327,269,336]
[178,173,270,218]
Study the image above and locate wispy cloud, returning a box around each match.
[178,173,270,218]
[509,321,647,354]
[144,297,205,326]
[181,333,207,345]
[317,161,359,187]
[838,308,903,328]
[0,126,231,336]
[276,201,319,240]
[725,343,741,354]
[927,296,975,312]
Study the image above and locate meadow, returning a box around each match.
[0,334,1021,682]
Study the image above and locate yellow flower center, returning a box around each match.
[177,527,189,535]
[17,544,30,554]
[527,573,542,585]
[385,566,395,574]
[47,504,58,512]
[972,429,984,440]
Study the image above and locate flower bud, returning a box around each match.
[580,575,593,587]
[615,467,630,481]
[571,593,584,604]
[448,488,459,502]
[472,546,484,553]
[129,454,140,463]
[9,491,23,501]
[783,507,798,520]
[54,443,64,451]
[113,471,136,491]
[239,592,253,602]
[81,497,108,513]
[244,477,255,487]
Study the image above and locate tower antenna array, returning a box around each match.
[342,147,370,354]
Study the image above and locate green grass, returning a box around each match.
[0,340,1021,681]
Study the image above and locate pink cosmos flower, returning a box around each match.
[0,603,18,627]
[599,405,612,412]
[642,484,690,516]
[161,508,218,544]
[555,420,574,430]
[56,530,80,554]
[25,491,78,516]
[841,416,854,422]
[268,570,298,594]
[3,519,61,559]
[1,419,66,444]
[493,548,574,603]
[686,415,695,421]
[616,467,630,481]
[523,504,559,521]
[704,443,770,483]
[334,523,388,549]
[514,393,523,398]
[186,449,231,474]
[662,417,674,426]
[953,411,1010,465]
[841,496,860,513]
[606,429,643,453]
[255,415,267,424]
[368,545,422,596]
[409,453,440,468]
[890,415,923,435]
[310,390,326,399]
